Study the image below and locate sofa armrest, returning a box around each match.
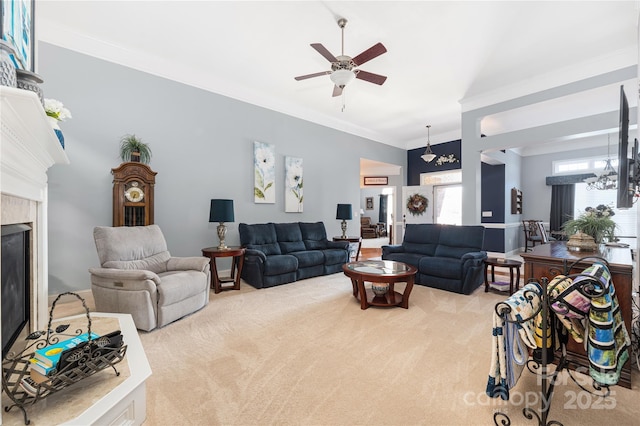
[326,240,349,250]
[244,248,267,262]
[381,244,404,257]
[167,256,210,273]
[461,251,487,262]
[88,267,161,286]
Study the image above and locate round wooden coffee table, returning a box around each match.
[342,260,417,310]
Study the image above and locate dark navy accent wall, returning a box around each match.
[407,139,462,185]
[481,163,506,252]
[481,163,505,223]
[483,228,505,252]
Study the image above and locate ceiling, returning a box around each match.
[37,1,638,154]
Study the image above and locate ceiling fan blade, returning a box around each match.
[311,43,338,62]
[332,85,343,97]
[294,71,331,81]
[355,70,387,85]
[352,42,387,66]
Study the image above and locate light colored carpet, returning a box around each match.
[134,274,639,426]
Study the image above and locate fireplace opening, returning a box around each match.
[1,223,31,359]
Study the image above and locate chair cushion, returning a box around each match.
[263,255,298,276]
[275,223,306,253]
[239,223,281,255]
[419,257,462,279]
[290,250,324,268]
[402,224,440,256]
[103,251,171,274]
[158,270,208,305]
[300,222,329,250]
[94,225,169,265]
[322,248,348,266]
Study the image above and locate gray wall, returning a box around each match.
[40,43,406,294]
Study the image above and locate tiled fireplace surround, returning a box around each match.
[1,87,69,336]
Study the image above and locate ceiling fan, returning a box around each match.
[294,18,387,97]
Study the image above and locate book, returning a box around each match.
[29,358,56,376]
[33,332,99,368]
[20,376,39,396]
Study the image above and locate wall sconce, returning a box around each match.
[209,199,234,250]
[336,204,353,238]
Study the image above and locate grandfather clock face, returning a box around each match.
[124,181,145,203]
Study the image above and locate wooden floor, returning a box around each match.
[360,247,381,260]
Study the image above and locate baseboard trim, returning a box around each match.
[48,289,93,306]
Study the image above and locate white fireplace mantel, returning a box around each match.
[1,86,69,331]
[1,86,69,201]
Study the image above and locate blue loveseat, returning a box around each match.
[238,222,349,289]
[382,223,487,295]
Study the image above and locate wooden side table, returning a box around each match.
[201,246,246,293]
[483,257,522,295]
[333,236,362,261]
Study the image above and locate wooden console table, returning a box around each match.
[521,241,633,388]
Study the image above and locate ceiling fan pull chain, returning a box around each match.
[341,90,346,112]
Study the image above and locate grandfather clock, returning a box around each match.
[112,162,157,227]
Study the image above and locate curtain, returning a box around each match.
[379,194,388,224]
[550,184,575,235]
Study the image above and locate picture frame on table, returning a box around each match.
[0,0,35,71]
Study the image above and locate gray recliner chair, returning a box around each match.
[89,225,210,331]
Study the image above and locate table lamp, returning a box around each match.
[209,199,234,250]
[336,204,352,239]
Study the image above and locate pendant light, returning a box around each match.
[421,125,436,163]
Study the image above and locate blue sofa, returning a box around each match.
[238,222,349,289]
[382,223,487,295]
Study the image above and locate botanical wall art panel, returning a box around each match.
[285,156,303,212]
[254,141,275,203]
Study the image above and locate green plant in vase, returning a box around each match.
[562,204,617,244]
[119,134,152,164]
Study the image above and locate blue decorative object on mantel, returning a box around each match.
[54,128,65,149]
[47,116,65,149]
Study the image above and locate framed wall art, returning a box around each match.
[0,0,35,71]
[364,176,388,185]
[365,197,374,210]
[254,141,275,203]
[285,156,303,212]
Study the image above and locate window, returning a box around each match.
[434,184,462,225]
[553,156,618,175]
[574,182,636,237]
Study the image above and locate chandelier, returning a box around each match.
[584,135,617,190]
[421,125,436,163]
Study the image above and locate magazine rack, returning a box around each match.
[1,292,127,425]
[492,257,616,426]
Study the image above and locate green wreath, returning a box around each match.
[407,193,428,216]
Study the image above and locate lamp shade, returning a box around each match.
[330,69,355,88]
[209,199,234,223]
[336,204,353,220]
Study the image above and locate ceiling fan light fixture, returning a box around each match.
[421,124,436,163]
[330,69,355,88]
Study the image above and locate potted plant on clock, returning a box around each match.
[119,134,152,164]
